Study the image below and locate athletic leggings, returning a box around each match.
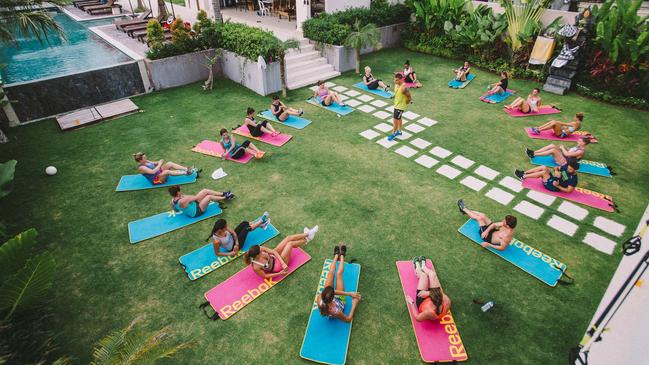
[247,120,268,137]
[234,221,252,246]
[230,140,251,159]
[405,73,416,83]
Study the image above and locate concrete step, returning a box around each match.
[285,50,320,64]
[287,69,340,90]
[546,75,572,89]
[286,57,328,74]
[287,43,314,54]
[549,67,577,80]
[287,63,337,83]
[543,83,568,95]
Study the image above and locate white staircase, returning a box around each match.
[285,39,340,90]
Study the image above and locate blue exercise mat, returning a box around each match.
[179,222,280,280]
[258,110,312,129]
[448,74,475,89]
[480,90,514,103]
[300,260,361,365]
[115,172,197,192]
[128,202,223,244]
[306,97,354,116]
[458,219,566,287]
[353,82,394,98]
[530,155,612,178]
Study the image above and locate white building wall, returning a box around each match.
[325,0,370,13]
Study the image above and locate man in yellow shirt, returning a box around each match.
[388,73,412,141]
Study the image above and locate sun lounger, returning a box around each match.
[114,10,152,29]
[86,0,121,15]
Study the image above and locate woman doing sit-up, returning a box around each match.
[207,213,270,257]
[313,80,346,107]
[530,112,585,137]
[406,256,451,322]
[243,107,279,137]
[506,88,542,114]
[526,136,591,164]
[403,60,422,87]
[316,245,361,322]
[168,185,233,218]
[134,152,195,185]
[488,71,509,95]
[363,66,390,92]
[271,96,303,121]
[454,61,471,82]
[219,128,264,160]
[244,225,319,278]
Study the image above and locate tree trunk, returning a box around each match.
[137,0,145,9]
[157,0,168,18]
[355,48,360,74]
[280,55,287,98]
[211,0,222,22]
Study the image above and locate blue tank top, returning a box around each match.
[142,162,158,181]
[173,199,198,217]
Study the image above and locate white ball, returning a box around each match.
[45,166,57,176]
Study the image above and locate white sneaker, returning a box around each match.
[305,225,319,242]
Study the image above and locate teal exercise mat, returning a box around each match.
[115,172,197,192]
[257,110,312,129]
[353,82,394,98]
[458,219,567,287]
[530,155,613,178]
[448,74,475,89]
[179,222,280,280]
[128,202,223,244]
[479,89,515,104]
[306,97,354,116]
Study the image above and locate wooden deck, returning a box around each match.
[56,99,140,131]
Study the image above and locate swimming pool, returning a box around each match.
[0,10,133,84]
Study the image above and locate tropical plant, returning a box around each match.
[90,317,192,365]
[411,0,468,35]
[170,16,190,44]
[0,0,66,46]
[591,0,649,65]
[278,38,300,97]
[445,4,508,57]
[345,20,381,74]
[146,19,166,52]
[500,0,552,51]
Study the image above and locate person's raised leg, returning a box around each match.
[334,253,345,292]
[198,194,224,211]
[423,266,441,288]
[523,166,550,179]
[462,208,491,226]
[324,255,337,288]
[506,97,523,109]
[286,108,300,115]
[195,189,222,201]
[536,120,556,130]
[416,266,430,291]
[163,161,188,171]
[534,144,557,156]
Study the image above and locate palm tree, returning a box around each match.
[500,0,552,51]
[0,0,66,46]
[344,20,381,74]
[156,0,168,18]
[90,317,192,365]
[210,0,222,22]
[278,38,300,97]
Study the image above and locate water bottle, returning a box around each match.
[481,301,495,312]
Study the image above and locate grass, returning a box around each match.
[1,47,648,364]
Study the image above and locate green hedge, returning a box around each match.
[303,0,410,45]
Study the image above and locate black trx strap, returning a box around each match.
[199,301,219,321]
[622,219,648,256]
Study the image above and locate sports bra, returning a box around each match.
[364,73,375,83]
[319,297,344,318]
[251,254,275,273]
[317,87,329,97]
[272,103,282,115]
[221,137,233,151]
[528,97,539,108]
[214,231,234,251]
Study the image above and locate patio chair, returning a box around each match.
[114,9,152,30]
[76,0,107,9]
[120,13,165,34]
[85,0,122,14]
[257,0,272,16]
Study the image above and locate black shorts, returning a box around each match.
[479,225,495,244]
[247,120,268,137]
[405,73,415,83]
[367,80,380,90]
[393,108,404,120]
[230,140,251,159]
[234,220,252,247]
[415,289,426,308]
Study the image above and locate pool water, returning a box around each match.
[0,11,133,84]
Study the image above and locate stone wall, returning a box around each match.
[145,49,220,90]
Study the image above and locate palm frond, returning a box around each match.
[0,228,37,280]
[91,317,142,365]
[0,8,66,45]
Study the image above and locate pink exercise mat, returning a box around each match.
[234,125,292,147]
[504,105,561,117]
[522,178,615,212]
[524,128,598,143]
[191,140,254,164]
[396,72,420,88]
[204,247,311,320]
[396,260,468,363]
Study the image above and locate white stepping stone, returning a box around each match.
[547,215,578,237]
[376,137,398,148]
[359,129,380,140]
[485,187,515,206]
[583,232,616,255]
[499,176,523,193]
[405,123,425,133]
[373,123,393,133]
[430,146,452,159]
[358,105,376,113]
[343,89,360,97]
[474,165,499,181]
[370,100,387,108]
[385,106,394,112]
[325,82,336,87]
[373,110,392,119]
[526,190,556,206]
[593,216,626,237]
[395,131,412,140]
[410,138,431,149]
[332,85,348,92]
[395,146,417,158]
[414,155,439,168]
[436,165,461,179]
[339,94,350,101]
[450,155,475,169]
[557,201,589,221]
[403,111,420,120]
[513,200,544,220]
[345,99,361,107]
[357,94,374,102]
[417,117,438,127]
[460,176,487,192]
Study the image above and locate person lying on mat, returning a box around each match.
[244,226,319,279]
[271,95,303,122]
[363,66,390,92]
[313,80,346,107]
[487,71,508,95]
[505,88,542,114]
[133,152,196,185]
[526,136,591,164]
[530,112,585,137]
[168,185,233,218]
[515,159,580,193]
[244,107,280,137]
[405,256,451,321]
[403,60,422,88]
[457,199,517,250]
[454,61,471,82]
[219,128,264,160]
[207,213,270,257]
[316,245,361,323]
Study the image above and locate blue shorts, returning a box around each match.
[543,177,559,192]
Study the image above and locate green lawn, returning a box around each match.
[1,48,648,364]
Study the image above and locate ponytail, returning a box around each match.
[431,287,443,316]
[206,219,227,242]
[319,286,335,316]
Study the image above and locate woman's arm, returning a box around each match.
[227,227,239,249]
[335,298,359,323]
[212,239,233,257]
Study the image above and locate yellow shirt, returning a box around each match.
[394,84,408,111]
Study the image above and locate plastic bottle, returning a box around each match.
[481,301,495,312]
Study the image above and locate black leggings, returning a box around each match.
[230,140,251,159]
[405,73,416,83]
[367,80,380,90]
[234,221,252,247]
[247,120,268,137]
